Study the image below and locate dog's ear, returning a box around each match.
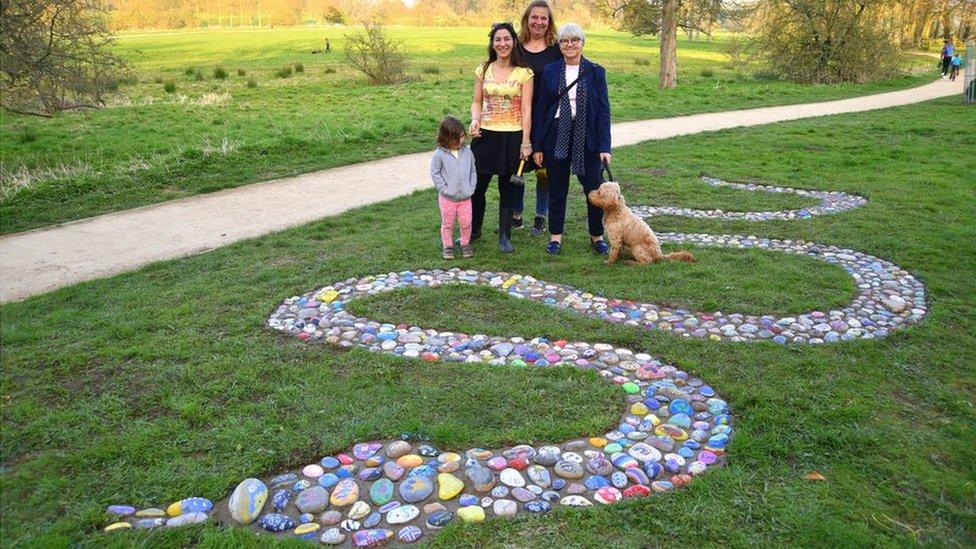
[603,182,623,204]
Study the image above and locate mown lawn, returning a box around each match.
[1,98,974,547]
[0,26,936,234]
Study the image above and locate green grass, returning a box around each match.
[2,97,975,547]
[0,26,937,234]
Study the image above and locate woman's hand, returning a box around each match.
[533,152,544,167]
[599,152,612,166]
[469,119,481,138]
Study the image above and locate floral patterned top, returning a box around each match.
[475,63,534,132]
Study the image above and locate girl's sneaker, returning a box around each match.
[460,245,474,258]
[442,247,455,259]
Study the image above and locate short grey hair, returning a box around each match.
[556,23,585,43]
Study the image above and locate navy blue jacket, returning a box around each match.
[531,57,611,155]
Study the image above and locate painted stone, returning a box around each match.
[383,461,406,481]
[466,467,495,492]
[398,525,424,543]
[386,441,411,459]
[594,486,623,504]
[320,527,345,545]
[500,468,525,487]
[228,478,268,525]
[457,505,485,523]
[385,504,420,524]
[554,460,584,479]
[135,508,166,518]
[352,529,394,547]
[437,473,464,500]
[330,478,360,506]
[560,495,593,507]
[106,505,136,516]
[526,465,551,487]
[166,512,208,527]
[349,500,371,520]
[104,522,132,532]
[293,522,320,540]
[295,485,329,513]
[399,476,433,503]
[426,510,453,529]
[133,518,166,530]
[258,513,296,532]
[370,478,395,505]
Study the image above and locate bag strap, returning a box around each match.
[555,70,584,102]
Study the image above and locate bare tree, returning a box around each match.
[344,23,407,85]
[1,0,127,116]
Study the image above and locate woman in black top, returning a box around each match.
[516,0,561,236]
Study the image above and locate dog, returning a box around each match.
[588,181,696,265]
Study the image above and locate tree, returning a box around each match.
[607,0,724,88]
[344,23,407,84]
[1,0,127,116]
[750,0,900,84]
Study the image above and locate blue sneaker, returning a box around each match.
[546,241,562,255]
[591,239,609,255]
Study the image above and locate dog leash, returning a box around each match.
[601,161,614,182]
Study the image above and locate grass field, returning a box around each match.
[1,96,973,547]
[0,26,938,234]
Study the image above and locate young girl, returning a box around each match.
[431,116,477,259]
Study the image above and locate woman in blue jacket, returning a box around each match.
[531,23,611,255]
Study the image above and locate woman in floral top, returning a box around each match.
[469,22,534,253]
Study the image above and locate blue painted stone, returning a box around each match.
[625,467,649,486]
[299,513,314,524]
[611,453,639,470]
[399,476,433,503]
[398,525,424,543]
[352,529,394,547]
[552,478,566,490]
[644,462,664,479]
[258,513,296,532]
[525,501,552,513]
[491,486,510,498]
[418,445,439,457]
[271,489,292,512]
[318,473,340,489]
[407,464,437,478]
[584,476,610,490]
[707,434,730,449]
[270,473,298,487]
[228,478,268,525]
[370,478,395,505]
[458,494,478,507]
[542,490,561,502]
[683,440,702,450]
[677,447,696,459]
[378,501,401,514]
[292,479,312,491]
[377,332,397,341]
[320,457,340,469]
[644,397,661,410]
[335,467,354,479]
[700,386,715,397]
[107,505,135,516]
[363,511,382,529]
[358,467,383,482]
[177,497,213,514]
[618,424,635,434]
[668,413,692,429]
[354,442,382,461]
[426,510,453,529]
[611,471,629,488]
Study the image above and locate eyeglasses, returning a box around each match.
[558,37,582,46]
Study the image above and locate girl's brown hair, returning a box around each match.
[518,0,557,46]
[437,115,465,149]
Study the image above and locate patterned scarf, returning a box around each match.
[553,61,588,176]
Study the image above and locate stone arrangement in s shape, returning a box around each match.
[102,180,927,546]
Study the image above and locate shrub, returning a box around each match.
[324,67,336,74]
[634,57,651,66]
[247,77,257,88]
[184,67,195,76]
[276,66,293,78]
[344,23,407,85]
[163,80,177,93]
[237,68,246,76]
[700,68,715,78]
[153,75,164,84]
[294,63,304,73]
[213,66,227,79]
[194,69,204,81]
[421,65,440,74]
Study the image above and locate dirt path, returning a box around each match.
[0,78,963,303]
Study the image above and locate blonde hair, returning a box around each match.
[518,0,557,46]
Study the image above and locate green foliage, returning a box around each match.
[246,77,257,88]
[1,99,974,547]
[276,65,293,78]
[634,57,651,66]
[751,0,902,84]
[294,62,304,73]
[212,66,227,79]
[163,80,176,93]
[237,68,246,76]
[421,65,441,74]
[193,69,204,81]
[184,66,196,75]
[701,67,715,77]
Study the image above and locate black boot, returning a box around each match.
[498,208,515,253]
[531,215,546,236]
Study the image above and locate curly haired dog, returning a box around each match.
[588,181,696,265]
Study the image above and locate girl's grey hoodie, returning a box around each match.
[430,145,477,202]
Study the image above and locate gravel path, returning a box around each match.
[0,78,963,303]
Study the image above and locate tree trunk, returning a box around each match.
[659,0,678,89]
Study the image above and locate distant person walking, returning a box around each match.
[941,39,955,78]
[515,0,562,237]
[949,53,962,81]
[469,22,534,253]
[531,23,611,256]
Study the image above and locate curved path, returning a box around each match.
[0,78,963,303]
[102,177,927,543]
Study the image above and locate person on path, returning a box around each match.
[531,23,610,256]
[514,0,562,237]
[469,22,534,253]
[941,39,955,78]
[949,53,962,81]
[431,116,477,259]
